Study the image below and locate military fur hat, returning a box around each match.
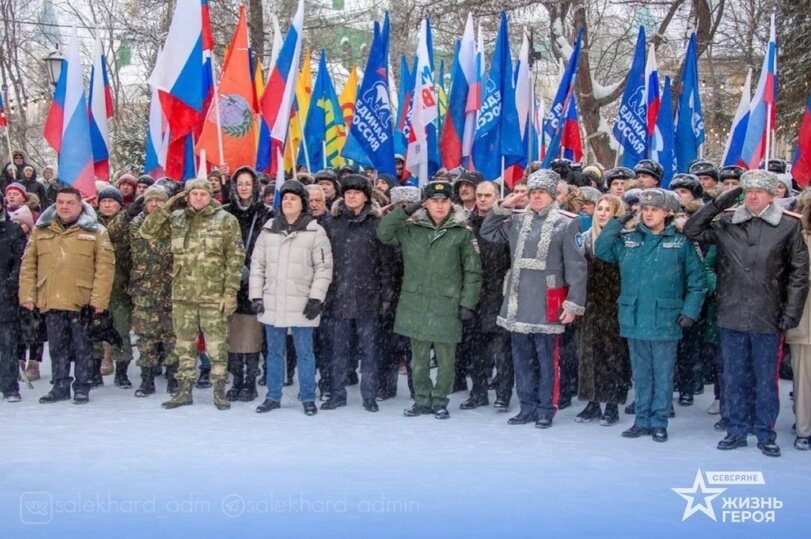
[185,177,212,194]
[740,169,778,196]
[579,186,602,205]
[424,181,453,199]
[143,185,169,202]
[389,186,421,205]
[639,188,677,213]
[526,169,561,198]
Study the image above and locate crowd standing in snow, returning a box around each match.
[1,153,810,458]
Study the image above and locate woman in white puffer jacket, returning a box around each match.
[249,180,333,415]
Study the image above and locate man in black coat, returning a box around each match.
[684,170,809,457]
[320,174,394,412]
[0,196,28,402]
[459,181,513,411]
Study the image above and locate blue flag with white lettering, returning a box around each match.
[470,12,522,180]
[541,28,583,168]
[675,33,705,172]
[341,16,395,174]
[614,26,648,168]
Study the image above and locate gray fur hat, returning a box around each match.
[390,186,421,205]
[639,188,678,213]
[526,169,561,198]
[740,169,778,195]
[579,186,602,205]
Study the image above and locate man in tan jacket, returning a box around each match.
[19,186,115,404]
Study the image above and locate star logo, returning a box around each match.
[672,469,727,521]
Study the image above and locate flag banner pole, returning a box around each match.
[209,55,226,169]
[322,141,327,169]
[528,69,535,166]
[765,102,772,167]
[287,123,298,180]
[500,155,505,197]
[297,114,311,172]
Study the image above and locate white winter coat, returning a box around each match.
[249,215,333,327]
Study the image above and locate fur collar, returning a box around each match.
[408,203,469,230]
[35,201,99,232]
[330,198,382,219]
[731,202,783,226]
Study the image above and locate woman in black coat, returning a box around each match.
[576,194,631,426]
[223,166,273,402]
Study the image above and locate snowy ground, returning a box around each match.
[1,352,808,539]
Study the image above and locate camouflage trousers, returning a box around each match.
[173,302,229,383]
[93,293,133,363]
[132,303,177,368]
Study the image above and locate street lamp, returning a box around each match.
[44,49,64,87]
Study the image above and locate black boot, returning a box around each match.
[600,403,620,426]
[258,356,266,386]
[134,367,156,397]
[196,366,212,388]
[114,361,132,389]
[39,389,71,404]
[238,354,259,402]
[575,402,602,423]
[166,364,179,395]
[89,358,104,387]
[226,354,244,401]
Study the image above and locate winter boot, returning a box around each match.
[165,364,179,395]
[196,366,212,389]
[600,403,620,426]
[238,355,259,402]
[100,347,114,375]
[161,381,193,409]
[24,360,40,381]
[226,354,244,401]
[213,380,231,410]
[575,401,602,423]
[134,367,156,398]
[114,361,132,389]
[89,358,104,387]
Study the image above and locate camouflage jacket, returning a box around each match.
[140,200,244,305]
[99,211,131,298]
[128,212,173,309]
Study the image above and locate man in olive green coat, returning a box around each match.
[378,180,482,419]
[140,178,244,410]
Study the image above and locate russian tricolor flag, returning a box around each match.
[145,84,169,178]
[148,0,213,180]
[0,89,7,128]
[88,34,114,181]
[644,43,660,153]
[721,69,752,167]
[739,14,777,170]
[43,28,95,197]
[259,0,303,175]
[561,94,583,162]
[440,13,475,170]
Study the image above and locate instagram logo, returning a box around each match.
[19,492,53,524]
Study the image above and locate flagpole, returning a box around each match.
[322,141,327,169]
[209,55,226,169]
[500,155,505,198]
[764,102,772,167]
[287,124,298,181]
[297,115,312,172]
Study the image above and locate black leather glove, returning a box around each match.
[125,196,145,219]
[617,210,636,225]
[712,186,743,211]
[303,299,323,320]
[778,314,799,331]
[459,306,476,321]
[403,202,423,216]
[379,300,392,318]
[251,299,265,314]
[677,315,695,328]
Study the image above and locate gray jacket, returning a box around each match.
[481,202,587,334]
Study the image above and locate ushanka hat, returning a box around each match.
[526,169,560,198]
[740,169,778,196]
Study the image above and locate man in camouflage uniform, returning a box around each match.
[140,178,244,410]
[129,185,178,397]
[94,187,134,388]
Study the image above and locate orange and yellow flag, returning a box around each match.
[339,65,359,128]
[196,5,257,171]
[284,48,312,171]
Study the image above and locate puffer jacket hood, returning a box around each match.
[35,201,99,232]
[228,165,261,207]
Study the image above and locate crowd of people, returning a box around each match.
[1,149,810,458]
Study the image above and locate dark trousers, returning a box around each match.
[676,321,703,395]
[628,339,678,429]
[46,310,93,395]
[0,322,20,396]
[559,323,579,405]
[511,332,559,418]
[315,316,334,394]
[18,343,44,362]
[470,329,513,402]
[720,329,781,443]
[331,316,379,402]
